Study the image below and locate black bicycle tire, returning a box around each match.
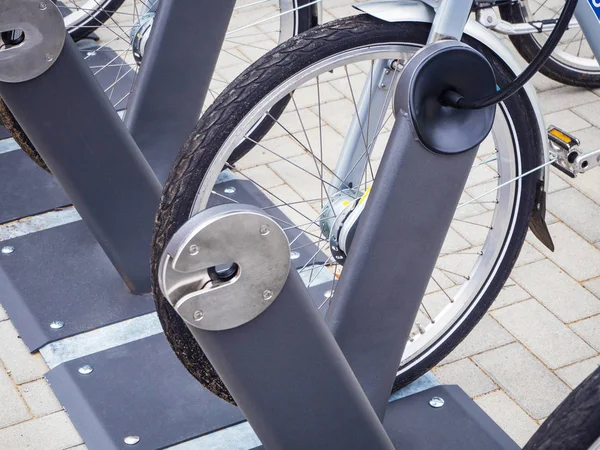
[523,366,600,450]
[151,15,542,404]
[498,3,600,88]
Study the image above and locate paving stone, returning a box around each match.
[532,72,563,92]
[538,86,599,114]
[0,322,48,384]
[234,134,306,170]
[555,356,600,389]
[432,359,496,397]
[585,276,600,298]
[473,343,571,419]
[474,390,539,447]
[512,259,600,323]
[489,279,531,310]
[0,364,31,428]
[240,165,284,189]
[514,241,545,268]
[0,411,82,450]
[572,101,600,128]
[19,379,62,417]
[547,169,570,193]
[570,314,600,352]
[442,315,514,364]
[547,188,600,243]
[491,299,596,369]
[528,222,600,282]
[544,109,591,133]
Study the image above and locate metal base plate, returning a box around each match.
[46,278,334,450]
[0,149,70,224]
[0,179,324,350]
[46,333,244,450]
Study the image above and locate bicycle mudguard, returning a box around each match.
[355,0,554,250]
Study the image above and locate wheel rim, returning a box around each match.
[54,0,310,111]
[520,0,600,74]
[189,43,523,375]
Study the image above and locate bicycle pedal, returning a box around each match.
[548,126,600,177]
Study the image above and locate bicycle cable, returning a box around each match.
[441,0,579,109]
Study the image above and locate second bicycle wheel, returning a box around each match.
[499,0,600,88]
[152,15,543,403]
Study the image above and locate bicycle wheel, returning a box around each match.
[152,15,542,403]
[523,366,600,450]
[0,0,315,173]
[499,0,600,87]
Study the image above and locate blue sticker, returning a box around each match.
[588,0,600,22]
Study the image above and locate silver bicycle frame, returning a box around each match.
[333,0,600,197]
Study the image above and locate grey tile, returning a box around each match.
[555,356,600,389]
[528,223,600,282]
[0,411,82,450]
[0,322,48,384]
[491,299,595,369]
[572,101,600,128]
[489,280,531,310]
[474,343,571,419]
[512,259,600,323]
[432,359,496,397]
[544,109,591,132]
[441,315,514,364]
[474,390,539,447]
[514,242,545,268]
[570,314,600,352]
[0,364,30,428]
[547,188,600,243]
[19,379,63,417]
[538,87,599,114]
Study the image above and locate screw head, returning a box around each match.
[1,246,15,255]
[429,397,444,408]
[50,320,64,329]
[224,186,236,194]
[487,15,493,23]
[290,251,300,260]
[379,83,387,89]
[188,244,199,256]
[45,53,53,62]
[263,290,273,301]
[259,224,270,236]
[124,436,140,445]
[78,364,93,375]
[193,310,204,321]
[39,1,47,9]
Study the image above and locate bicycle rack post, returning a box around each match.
[159,41,516,449]
[124,0,236,165]
[0,0,162,293]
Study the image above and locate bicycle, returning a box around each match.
[150,0,600,420]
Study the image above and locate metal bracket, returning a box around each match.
[548,126,600,177]
[0,0,65,82]
[158,204,291,331]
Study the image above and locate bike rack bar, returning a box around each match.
[0,21,162,293]
[124,0,236,171]
[326,41,497,418]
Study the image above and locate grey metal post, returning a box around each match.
[124,0,236,170]
[0,36,162,293]
[325,41,497,419]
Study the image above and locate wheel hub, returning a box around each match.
[321,188,372,265]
